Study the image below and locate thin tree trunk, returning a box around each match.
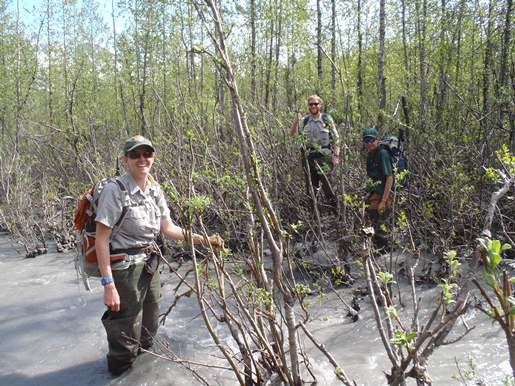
[482,0,493,134]
[161,0,168,119]
[435,0,449,131]
[46,0,53,124]
[112,0,128,135]
[498,0,513,150]
[401,0,409,92]
[317,0,322,81]
[194,2,305,384]
[454,0,466,85]
[264,3,274,108]
[0,1,6,140]
[357,0,364,122]
[331,0,336,100]
[15,0,21,153]
[272,0,282,111]
[416,0,428,134]
[250,0,257,103]
[378,0,387,129]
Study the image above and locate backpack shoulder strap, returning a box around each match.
[111,178,130,229]
[302,115,310,128]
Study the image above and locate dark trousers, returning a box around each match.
[101,262,160,375]
[365,192,392,249]
[302,151,336,206]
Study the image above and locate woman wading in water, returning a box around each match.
[95,135,224,375]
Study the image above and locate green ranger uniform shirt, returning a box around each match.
[366,146,393,194]
[302,113,339,154]
[96,173,171,268]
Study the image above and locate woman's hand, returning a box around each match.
[104,284,121,312]
[208,234,225,250]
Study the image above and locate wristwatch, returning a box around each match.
[101,276,114,286]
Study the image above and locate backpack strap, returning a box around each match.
[113,179,129,228]
[302,115,309,128]
[321,113,329,126]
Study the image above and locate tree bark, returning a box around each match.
[357,0,364,122]
[331,0,336,101]
[250,0,257,103]
[498,0,513,151]
[415,0,428,134]
[15,0,21,153]
[378,0,387,129]
[401,0,409,92]
[271,0,283,111]
[46,0,54,125]
[264,2,274,108]
[317,0,322,81]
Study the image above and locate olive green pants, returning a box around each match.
[101,262,160,375]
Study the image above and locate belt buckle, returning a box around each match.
[143,245,152,255]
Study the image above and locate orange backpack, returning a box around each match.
[74,178,129,284]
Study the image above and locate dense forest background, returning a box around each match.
[0,0,513,254]
[0,0,514,384]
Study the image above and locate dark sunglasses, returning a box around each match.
[127,149,154,159]
[363,137,376,144]
[309,102,319,106]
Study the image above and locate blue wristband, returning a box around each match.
[101,276,114,286]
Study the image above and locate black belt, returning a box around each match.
[110,244,153,256]
[308,145,331,152]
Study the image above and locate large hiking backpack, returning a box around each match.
[380,135,408,187]
[74,178,129,290]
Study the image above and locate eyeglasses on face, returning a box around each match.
[127,149,154,159]
[363,137,376,144]
[309,102,319,106]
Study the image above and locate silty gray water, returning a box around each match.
[0,234,510,385]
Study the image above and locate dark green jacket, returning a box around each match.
[366,145,393,194]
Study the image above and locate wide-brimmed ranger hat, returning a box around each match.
[124,135,155,155]
[362,127,378,139]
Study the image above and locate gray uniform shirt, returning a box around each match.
[95,173,171,251]
[302,113,339,151]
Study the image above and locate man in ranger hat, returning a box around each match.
[362,127,394,248]
[290,95,340,209]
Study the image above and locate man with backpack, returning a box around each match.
[290,95,340,209]
[363,127,394,248]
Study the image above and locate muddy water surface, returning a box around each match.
[0,234,510,385]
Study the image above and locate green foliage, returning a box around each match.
[206,277,219,291]
[342,194,361,210]
[477,238,512,274]
[397,210,409,230]
[293,283,312,296]
[256,288,273,309]
[485,145,515,182]
[186,195,212,217]
[391,330,417,350]
[443,250,461,278]
[377,271,395,285]
[386,305,400,319]
[440,279,458,305]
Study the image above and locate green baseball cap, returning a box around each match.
[123,135,155,154]
[362,127,377,139]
